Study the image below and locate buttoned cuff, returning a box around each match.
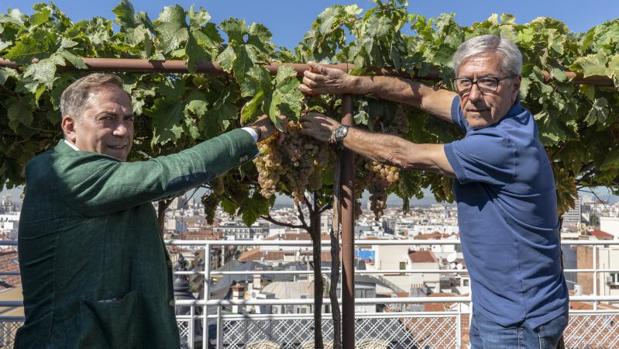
[241,127,259,143]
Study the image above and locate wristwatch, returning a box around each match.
[330,125,349,144]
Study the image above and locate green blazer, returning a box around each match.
[15,129,258,349]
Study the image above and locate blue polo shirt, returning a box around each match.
[444,97,568,328]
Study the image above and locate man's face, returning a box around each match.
[456,52,521,129]
[66,85,134,161]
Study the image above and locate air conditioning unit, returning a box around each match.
[606,275,619,286]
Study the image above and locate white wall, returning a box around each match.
[600,217,619,239]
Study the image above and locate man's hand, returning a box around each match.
[248,114,287,142]
[299,63,356,96]
[300,112,341,143]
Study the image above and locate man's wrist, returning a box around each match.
[241,127,261,143]
[254,126,262,142]
[349,75,371,95]
[330,125,349,144]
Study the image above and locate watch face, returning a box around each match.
[335,126,348,143]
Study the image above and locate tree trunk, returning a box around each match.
[310,210,324,349]
[329,226,342,349]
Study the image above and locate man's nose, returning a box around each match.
[468,83,483,101]
[113,122,129,136]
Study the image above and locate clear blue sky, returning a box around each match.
[1,0,617,49]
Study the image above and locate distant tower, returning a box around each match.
[563,195,582,228]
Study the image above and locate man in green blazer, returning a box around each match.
[15,73,281,348]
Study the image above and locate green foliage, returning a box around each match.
[0,0,617,218]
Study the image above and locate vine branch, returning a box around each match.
[259,213,305,230]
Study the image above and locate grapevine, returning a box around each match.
[0,0,615,221]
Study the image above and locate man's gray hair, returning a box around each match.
[60,73,126,119]
[452,35,523,77]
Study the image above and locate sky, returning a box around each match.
[1,1,617,204]
[0,0,618,49]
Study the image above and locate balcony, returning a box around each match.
[1,239,619,348]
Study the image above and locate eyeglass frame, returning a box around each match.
[453,75,516,96]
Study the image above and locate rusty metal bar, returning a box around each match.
[0,57,350,77]
[539,70,612,86]
[340,95,355,349]
[377,66,615,86]
[0,57,613,85]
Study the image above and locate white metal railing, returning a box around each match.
[1,238,619,348]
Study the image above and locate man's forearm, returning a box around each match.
[342,127,454,176]
[349,76,456,122]
[350,75,423,107]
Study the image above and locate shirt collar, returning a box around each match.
[64,139,80,151]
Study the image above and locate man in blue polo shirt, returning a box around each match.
[298,34,568,348]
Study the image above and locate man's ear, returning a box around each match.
[512,76,522,100]
[61,116,77,143]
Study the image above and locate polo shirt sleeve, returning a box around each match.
[450,95,468,132]
[444,130,517,185]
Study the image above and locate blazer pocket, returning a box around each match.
[78,290,142,349]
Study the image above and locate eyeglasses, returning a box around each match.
[454,76,514,96]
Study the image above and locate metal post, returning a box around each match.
[0,57,613,86]
[221,246,225,268]
[593,246,598,310]
[203,243,211,349]
[216,306,223,349]
[469,301,473,342]
[340,95,355,349]
[189,305,195,349]
[456,303,462,349]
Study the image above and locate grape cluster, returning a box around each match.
[365,161,400,218]
[254,136,284,199]
[201,193,220,225]
[254,121,331,204]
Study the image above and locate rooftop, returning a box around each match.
[408,250,438,264]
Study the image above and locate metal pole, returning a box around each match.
[456,303,462,349]
[189,305,195,349]
[340,95,355,349]
[216,306,223,349]
[203,243,211,349]
[0,58,350,77]
[0,57,612,85]
[593,246,598,311]
[221,246,225,268]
